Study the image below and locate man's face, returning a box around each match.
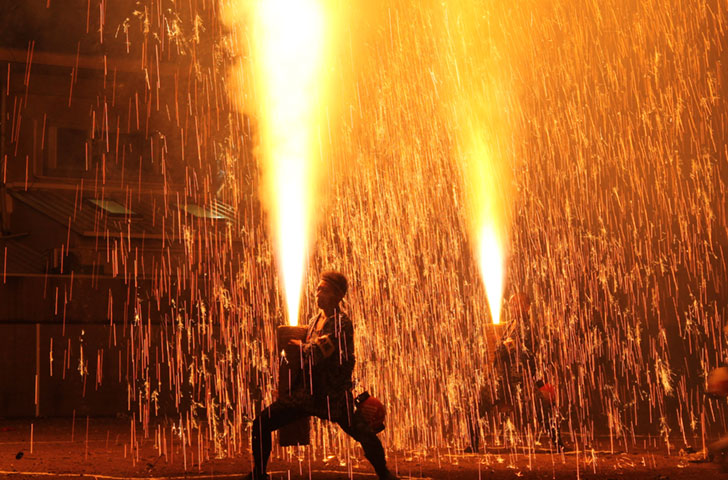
[316,280,341,310]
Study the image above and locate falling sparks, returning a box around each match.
[0,0,727,472]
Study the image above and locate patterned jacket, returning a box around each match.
[494,319,537,386]
[300,310,356,397]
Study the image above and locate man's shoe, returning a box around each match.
[378,470,398,480]
[244,471,269,480]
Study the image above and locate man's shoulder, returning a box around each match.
[331,311,353,328]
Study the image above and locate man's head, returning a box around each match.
[316,271,348,311]
[508,292,531,322]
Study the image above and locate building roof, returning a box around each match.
[8,187,236,241]
[0,236,44,274]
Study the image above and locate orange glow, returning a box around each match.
[226,0,333,325]
[462,130,510,324]
[478,225,506,324]
[440,1,513,324]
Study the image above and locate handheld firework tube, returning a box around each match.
[484,323,505,366]
[276,325,310,446]
[480,323,506,411]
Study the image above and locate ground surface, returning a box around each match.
[0,419,721,479]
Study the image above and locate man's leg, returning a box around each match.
[251,400,308,477]
[465,410,481,453]
[534,397,563,450]
[337,412,391,479]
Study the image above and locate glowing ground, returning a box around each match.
[0,418,720,479]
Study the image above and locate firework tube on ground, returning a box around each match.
[276,325,310,446]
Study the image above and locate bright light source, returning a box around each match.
[229,0,331,325]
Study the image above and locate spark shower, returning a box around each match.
[24,0,727,461]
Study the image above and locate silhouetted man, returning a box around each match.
[468,293,562,452]
[247,271,396,480]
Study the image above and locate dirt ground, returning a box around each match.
[0,418,721,479]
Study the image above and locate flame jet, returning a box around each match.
[440,2,514,324]
[224,0,337,325]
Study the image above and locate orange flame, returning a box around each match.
[462,131,510,324]
[440,1,513,324]
[477,218,508,325]
[225,0,332,325]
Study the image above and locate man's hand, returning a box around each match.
[284,339,303,364]
[502,337,516,353]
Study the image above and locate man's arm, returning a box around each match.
[299,314,353,365]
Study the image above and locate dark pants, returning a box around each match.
[534,399,563,450]
[468,381,562,451]
[251,391,389,478]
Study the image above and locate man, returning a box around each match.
[468,292,562,452]
[494,293,537,404]
[247,271,396,480]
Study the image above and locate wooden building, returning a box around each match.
[0,1,246,419]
